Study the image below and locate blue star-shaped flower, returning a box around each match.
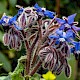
[8,16,22,30]
[0,7,24,30]
[0,15,22,30]
[8,8,24,26]
[56,13,80,31]
[34,3,55,18]
[49,29,75,43]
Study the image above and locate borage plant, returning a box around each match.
[0,3,80,80]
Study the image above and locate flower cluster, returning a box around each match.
[0,3,80,78]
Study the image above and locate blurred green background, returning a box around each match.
[0,0,80,80]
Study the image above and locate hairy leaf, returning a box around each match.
[5,56,26,80]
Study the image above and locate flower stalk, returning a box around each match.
[29,60,42,76]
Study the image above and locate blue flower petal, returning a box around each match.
[1,16,8,19]
[0,19,4,25]
[8,15,17,25]
[44,10,55,18]
[59,25,65,30]
[70,47,75,53]
[34,3,55,18]
[0,16,9,25]
[48,35,59,39]
[55,18,65,24]
[68,13,77,24]
[66,30,75,39]
[56,29,63,35]
[34,3,42,12]
[72,41,80,51]
[72,25,80,31]
[18,8,24,15]
[55,40,60,44]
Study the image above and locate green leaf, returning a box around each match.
[0,52,12,72]
[7,56,26,80]
[10,73,24,80]
[0,75,11,80]
[12,56,26,74]
[4,76,11,80]
[0,76,7,80]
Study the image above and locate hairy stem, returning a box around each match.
[29,60,42,76]
[24,31,39,75]
[24,40,31,75]
[22,30,31,75]
[31,20,42,67]
[31,32,39,51]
